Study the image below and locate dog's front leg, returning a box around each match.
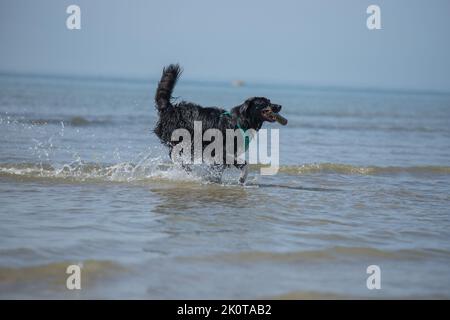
[237,162,248,185]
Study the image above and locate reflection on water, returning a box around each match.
[150,183,252,214]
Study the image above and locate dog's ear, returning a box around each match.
[240,98,254,116]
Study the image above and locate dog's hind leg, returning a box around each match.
[207,164,225,183]
[181,163,193,173]
[169,146,193,173]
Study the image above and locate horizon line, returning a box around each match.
[0,70,449,97]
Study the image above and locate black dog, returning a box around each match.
[154,64,287,184]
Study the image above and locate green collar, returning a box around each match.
[221,111,251,151]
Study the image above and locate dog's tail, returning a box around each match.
[155,64,182,112]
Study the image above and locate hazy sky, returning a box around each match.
[1,0,450,91]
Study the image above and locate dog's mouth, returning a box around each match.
[261,107,288,125]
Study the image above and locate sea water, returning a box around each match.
[0,75,449,298]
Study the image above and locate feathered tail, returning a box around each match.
[155,64,182,112]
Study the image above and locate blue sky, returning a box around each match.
[1,0,450,91]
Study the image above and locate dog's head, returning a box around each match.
[240,97,287,126]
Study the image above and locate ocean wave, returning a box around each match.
[0,260,126,285]
[0,160,200,184]
[1,162,449,184]
[1,115,111,127]
[274,163,450,175]
[180,246,450,264]
[294,122,449,133]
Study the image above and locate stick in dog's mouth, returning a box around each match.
[262,109,288,125]
[273,113,288,125]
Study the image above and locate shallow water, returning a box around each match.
[0,75,450,299]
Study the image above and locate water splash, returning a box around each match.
[1,160,449,184]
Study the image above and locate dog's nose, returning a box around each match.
[272,104,282,112]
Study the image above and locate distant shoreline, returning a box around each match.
[1,71,449,97]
